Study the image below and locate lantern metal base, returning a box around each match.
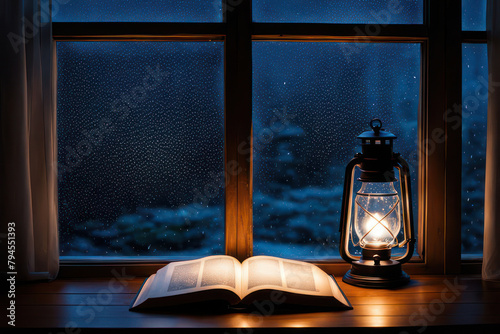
[343,261,410,289]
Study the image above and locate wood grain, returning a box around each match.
[11,275,500,330]
[16,275,498,294]
[14,291,500,306]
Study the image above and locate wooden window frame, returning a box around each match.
[54,0,478,278]
[459,9,488,274]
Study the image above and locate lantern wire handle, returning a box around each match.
[351,198,400,248]
[370,119,382,135]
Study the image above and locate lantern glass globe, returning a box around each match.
[354,182,401,249]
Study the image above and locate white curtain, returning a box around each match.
[0,0,59,280]
[483,0,500,281]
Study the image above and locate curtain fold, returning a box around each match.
[1,0,59,281]
[483,0,500,281]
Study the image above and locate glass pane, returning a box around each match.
[57,42,224,257]
[253,0,423,24]
[53,0,222,22]
[462,43,488,256]
[253,42,420,259]
[462,0,487,31]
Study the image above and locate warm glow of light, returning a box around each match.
[363,213,390,242]
[287,321,309,328]
[366,306,393,327]
[367,316,393,327]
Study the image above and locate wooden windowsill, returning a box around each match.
[14,275,500,332]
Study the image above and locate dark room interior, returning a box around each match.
[1,0,500,333]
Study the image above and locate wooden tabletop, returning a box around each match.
[10,275,500,332]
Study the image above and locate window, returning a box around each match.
[252,42,420,259]
[57,41,225,257]
[53,0,223,22]
[462,0,487,31]
[55,1,476,275]
[253,0,423,24]
[461,0,488,258]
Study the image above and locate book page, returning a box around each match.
[246,257,283,290]
[147,255,242,299]
[131,274,156,308]
[327,274,350,307]
[241,256,334,297]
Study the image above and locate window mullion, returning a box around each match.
[444,0,463,274]
[52,22,225,41]
[252,23,428,39]
[225,0,253,261]
[424,0,447,274]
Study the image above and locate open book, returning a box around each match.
[130,255,351,311]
